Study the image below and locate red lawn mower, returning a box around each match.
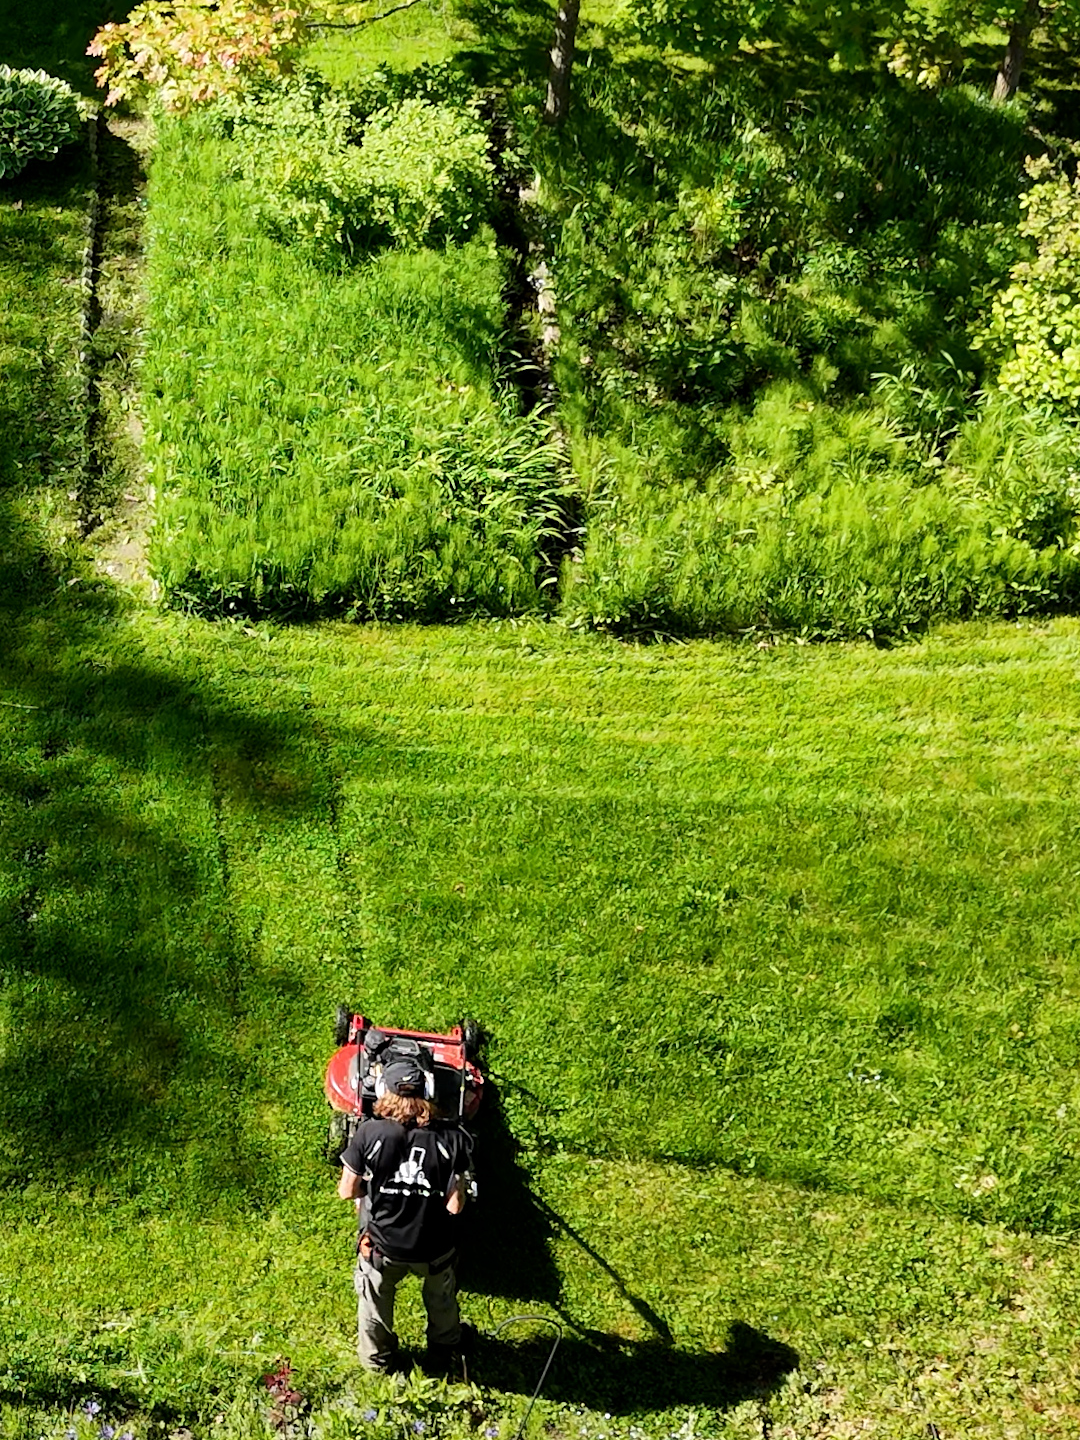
[323,1005,484,1161]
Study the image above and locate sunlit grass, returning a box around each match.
[6,6,1080,1438]
[4,613,1080,1435]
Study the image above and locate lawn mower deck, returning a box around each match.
[323,1006,483,1162]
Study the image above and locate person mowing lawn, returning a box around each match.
[337,1057,475,1373]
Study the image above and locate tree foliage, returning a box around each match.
[88,0,303,111]
[630,0,1080,99]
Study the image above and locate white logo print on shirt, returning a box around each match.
[386,1145,431,1194]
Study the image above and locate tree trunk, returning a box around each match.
[992,0,1041,102]
[543,0,581,127]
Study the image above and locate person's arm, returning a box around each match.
[337,1122,370,1202]
[338,1161,366,1201]
[444,1127,476,1213]
[445,1173,467,1214]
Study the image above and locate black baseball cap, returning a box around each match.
[382,1059,427,1097]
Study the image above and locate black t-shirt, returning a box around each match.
[342,1118,474,1263]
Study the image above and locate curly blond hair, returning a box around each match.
[374,1093,439,1127]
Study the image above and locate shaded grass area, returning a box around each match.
[0,0,126,93]
[0,142,92,550]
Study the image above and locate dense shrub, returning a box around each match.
[0,65,81,180]
[356,97,494,249]
[545,68,1026,449]
[221,71,494,257]
[520,53,1080,638]
[984,158,1080,412]
[221,70,367,256]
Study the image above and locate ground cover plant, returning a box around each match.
[0,66,84,180]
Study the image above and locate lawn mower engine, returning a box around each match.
[323,1005,484,1163]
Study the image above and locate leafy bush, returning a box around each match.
[984,157,1080,412]
[222,73,494,257]
[87,0,303,112]
[357,97,494,249]
[0,65,81,180]
[222,70,368,256]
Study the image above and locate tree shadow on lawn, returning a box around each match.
[0,497,392,1206]
[0,1370,185,1430]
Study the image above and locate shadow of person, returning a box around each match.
[469,1318,798,1415]
[457,1077,561,1306]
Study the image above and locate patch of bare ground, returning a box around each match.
[85,111,155,599]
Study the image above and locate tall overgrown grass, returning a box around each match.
[144,42,1080,636]
[144,110,568,619]
[529,55,1080,636]
[561,382,1080,637]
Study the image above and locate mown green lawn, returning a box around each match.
[3,604,1080,1436]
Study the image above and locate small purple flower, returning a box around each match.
[64,1429,77,1440]
[485,1428,499,1437]
[361,1410,378,1423]
[118,1432,134,1440]
[100,1425,115,1439]
[412,1423,425,1435]
[83,1404,101,1419]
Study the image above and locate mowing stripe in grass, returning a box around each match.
[3,1150,1080,1436]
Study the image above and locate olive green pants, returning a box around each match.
[354,1251,460,1371]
